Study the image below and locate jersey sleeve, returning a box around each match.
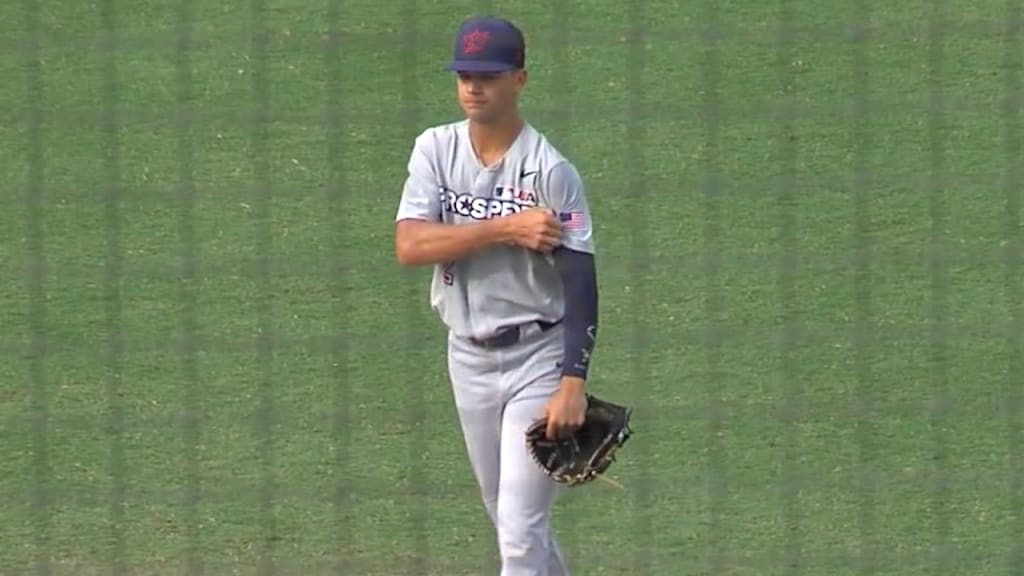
[543,161,595,254]
[395,132,441,222]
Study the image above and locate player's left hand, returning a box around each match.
[543,377,588,440]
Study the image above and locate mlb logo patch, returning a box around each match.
[559,211,586,230]
[494,186,537,206]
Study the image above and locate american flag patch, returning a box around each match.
[558,211,586,230]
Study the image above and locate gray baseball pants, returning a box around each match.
[447,321,570,576]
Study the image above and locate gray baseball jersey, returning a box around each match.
[395,120,595,340]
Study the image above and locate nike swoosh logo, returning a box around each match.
[519,168,539,179]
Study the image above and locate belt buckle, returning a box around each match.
[474,325,520,349]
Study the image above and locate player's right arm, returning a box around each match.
[394,133,561,266]
[396,219,516,266]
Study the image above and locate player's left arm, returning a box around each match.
[545,161,598,389]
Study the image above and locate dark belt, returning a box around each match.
[468,319,561,349]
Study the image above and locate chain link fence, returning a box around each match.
[3,1,1022,574]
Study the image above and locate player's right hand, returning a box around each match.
[506,207,562,253]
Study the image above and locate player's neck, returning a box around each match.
[468,113,524,161]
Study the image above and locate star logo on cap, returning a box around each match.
[462,27,491,55]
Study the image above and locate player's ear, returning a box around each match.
[513,69,527,91]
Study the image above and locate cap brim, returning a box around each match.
[446,60,518,73]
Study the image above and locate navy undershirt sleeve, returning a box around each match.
[552,246,599,380]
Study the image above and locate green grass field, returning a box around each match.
[1,1,1021,575]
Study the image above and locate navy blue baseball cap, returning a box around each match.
[447,16,526,73]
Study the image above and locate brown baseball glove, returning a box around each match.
[524,394,633,487]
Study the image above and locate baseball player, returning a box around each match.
[394,16,599,576]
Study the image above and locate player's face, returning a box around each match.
[456,70,526,124]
